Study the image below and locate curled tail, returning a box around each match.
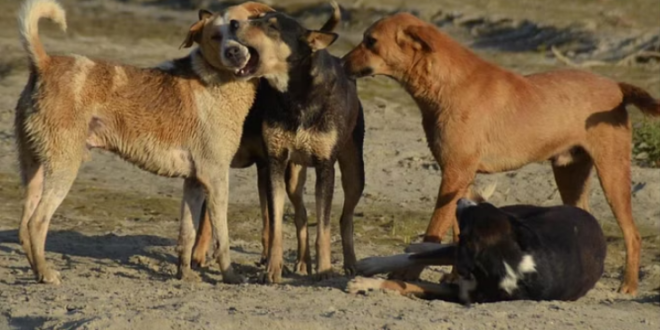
[619,82,660,117]
[320,1,341,32]
[19,0,67,70]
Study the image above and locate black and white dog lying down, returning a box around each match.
[347,199,607,304]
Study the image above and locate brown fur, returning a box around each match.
[342,13,659,295]
[15,0,273,285]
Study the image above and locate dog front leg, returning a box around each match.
[204,167,243,284]
[347,277,459,301]
[177,178,205,282]
[426,167,475,242]
[256,162,271,265]
[315,161,336,280]
[261,157,287,284]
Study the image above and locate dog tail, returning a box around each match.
[19,0,67,70]
[320,1,341,32]
[465,182,497,203]
[619,82,660,117]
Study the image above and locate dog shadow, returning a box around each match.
[0,229,355,290]
[0,229,176,282]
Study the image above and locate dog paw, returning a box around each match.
[346,276,384,294]
[260,263,282,284]
[178,268,202,283]
[38,268,61,285]
[294,260,311,276]
[313,269,337,281]
[618,282,638,296]
[343,263,357,277]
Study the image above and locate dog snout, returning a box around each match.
[230,19,240,33]
[456,198,477,218]
[224,46,243,63]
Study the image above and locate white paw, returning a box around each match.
[346,276,385,294]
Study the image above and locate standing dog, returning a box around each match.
[348,199,607,304]
[14,0,273,284]
[190,3,343,270]
[229,10,365,283]
[342,13,660,294]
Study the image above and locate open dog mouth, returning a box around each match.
[235,47,259,78]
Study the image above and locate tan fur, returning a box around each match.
[19,0,67,69]
[342,13,656,295]
[264,125,338,163]
[15,0,274,285]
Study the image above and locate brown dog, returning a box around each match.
[14,0,273,284]
[342,12,660,294]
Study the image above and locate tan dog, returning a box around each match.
[342,13,660,294]
[15,0,273,284]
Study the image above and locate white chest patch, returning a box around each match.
[499,254,537,294]
[265,73,290,92]
[459,276,478,303]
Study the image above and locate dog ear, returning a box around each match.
[508,216,539,251]
[398,25,436,52]
[180,9,214,49]
[241,2,276,18]
[305,30,339,52]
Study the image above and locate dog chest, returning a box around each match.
[263,125,337,163]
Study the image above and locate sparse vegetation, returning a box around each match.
[633,119,660,167]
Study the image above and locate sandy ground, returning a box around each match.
[0,0,659,329]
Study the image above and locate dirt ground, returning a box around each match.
[0,0,659,329]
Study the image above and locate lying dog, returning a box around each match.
[14,0,273,284]
[342,13,660,294]
[229,8,365,283]
[348,199,607,304]
[190,3,343,271]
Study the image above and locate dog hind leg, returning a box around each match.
[337,135,365,276]
[552,151,594,211]
[28,160,81,285]
[191,201,211,268]
[18,152,44,271]
[285,163,311,275]
[589,113,640,295]
[177,178,206,282]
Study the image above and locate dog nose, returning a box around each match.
[456,198,477,217]
[230,20,239,33]
[225,46,240,61]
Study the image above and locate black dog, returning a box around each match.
[231,8,365,283]
[348,199,607,304]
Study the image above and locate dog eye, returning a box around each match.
[211,34,222,41]
[364,36,376,48]
[268,23,279,32]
